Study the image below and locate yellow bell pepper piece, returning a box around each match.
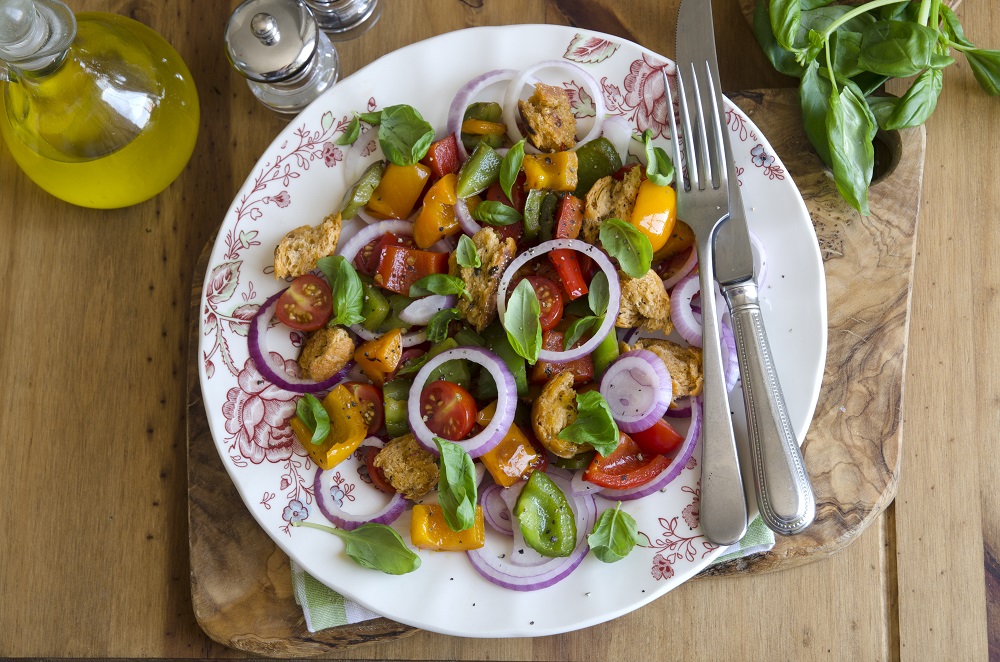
[477,402,540,488]
[522,152,579,192]
[629,179,677,253]
[414,173,460,249]
[290,385,368,470]
[460,118,507,136]
[354,328,402,385]
[410,504,486,551]
[366,162,431,219]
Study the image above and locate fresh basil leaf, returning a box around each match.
[801,0,835,9]
[769,0,801,52]
[641,129,674,186]
[588,271,610,317]
[852,71,891,97]
[316,256,366,326]
[599,218,653,279]
[293,521,421,575]
[358,110,382,125]
[858,20,940,78]
[335,116,361,146]
[939,6,973,48]
[409,274,469,299]
[395,352,429,377]
[879,1,919,22]
[434,438,478,532]
[378,104,435,167]
[965,49,1000,96]
[799,62,834,166]
[867,94,899,130]
[426,308,462,343]
[455,234,481,269]
[752,0,805,77]
[563,315,600,350]
[557,390,620,457]
[826,81,876,215]
[829,30,864,78]
[588,502,639,563]
[503,278,542,364]
[883,66,943,129]
[295,394,330,445]
[800,5,876,36]
[500,139,525,202]
[471,200,522,226]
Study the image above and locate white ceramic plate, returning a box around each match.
[199,24,827,637]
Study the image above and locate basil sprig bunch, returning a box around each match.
[755,0,1000,214]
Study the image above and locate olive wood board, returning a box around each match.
[185,87,924,656]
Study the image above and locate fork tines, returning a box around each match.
[664,64,728,196]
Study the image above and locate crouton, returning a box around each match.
[273,213,342,279]
[531,371,591,458]
[615,269,673,333]
[518,83,577,152]
[581,166,642,244]
[633,338,704,398]
[297,325,355,382]
[448,228,517,332]
[373,434,439,501]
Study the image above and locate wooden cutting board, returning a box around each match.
[185,87,924,656]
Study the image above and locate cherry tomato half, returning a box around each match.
[583,433,672,489]
[419,380,478,441]
[343,382,384,436]
[355,232,416,275]
[275,274,332,331]
[510,275,563,332]
[630,418,685,456]
[362,446,397,495]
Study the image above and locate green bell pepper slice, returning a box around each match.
[513,471,577,557]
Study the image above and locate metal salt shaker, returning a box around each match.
[225,0,339,115]
[302,0,381,40]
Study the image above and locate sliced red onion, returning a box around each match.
[601,114,633,164]
[350,324,427,349]
[480,482,514,536]
[749,230,768,287]
[599,350,673,433]
[496,239,620,363]
[502,60,606,152]
[618,326,640,346]
[596,397,702,501]
[313,460,407,531]
[399,295,457,326]
[661,246,699,290]
[248,290,354,393]
[448,68,521,162]
[335,219,417,264]
[408,347,515,458]
[454,197,481,236]
[466,470,596,591]
[721,319,739,393]
[665,396,693,419]
[669,271,703,347]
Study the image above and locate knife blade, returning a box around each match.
[676,0,816,535]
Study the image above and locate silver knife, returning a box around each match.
[677,0,816,535]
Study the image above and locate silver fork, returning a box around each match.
[664,67,748,545]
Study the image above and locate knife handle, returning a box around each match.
[696,251,748,546]
[724,281,815,535]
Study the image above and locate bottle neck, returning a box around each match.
[0,0,75,79]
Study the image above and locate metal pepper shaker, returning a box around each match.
[225,0,338,115]
[302,0,381,40]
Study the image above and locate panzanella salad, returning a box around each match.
[249,61,744,591]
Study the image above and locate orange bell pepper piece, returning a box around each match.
[414,173,460,249]
[460,118,507,136]
[289,385,368,470]
[522,152,579,192]
[366,162,432,219]
[476,402,541,487]
[629,179,677,253]
[354,328,402,385]
[410,504,486,551]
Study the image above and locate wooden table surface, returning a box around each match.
[1,0,996,659]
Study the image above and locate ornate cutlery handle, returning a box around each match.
[724,281,815,535]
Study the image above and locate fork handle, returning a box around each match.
[696,243,748,546]
[723,281,815,535]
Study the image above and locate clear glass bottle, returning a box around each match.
[0,0,200,209]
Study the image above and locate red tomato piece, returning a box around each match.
[354,232,416,275]
[343,382,385,436]
[485,173,527,213]
[530,330,594,385]
[513,275,563,332]
[583,433,672,489]
[547,248,588,300]
[419,380,478,441]
[376,245,450,295]
[275,274,332,331]
[362,446,397,495]
[553,194,583,240]
[421,135,460,179]
[630,418,685,456]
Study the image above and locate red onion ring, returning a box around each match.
[454,197,481,236]
[448,69,521,162]
[408,347,515,458]
[661,246,699,290]
[465,470,596,591]
[721,319,739,393]
[399,294,458,326]
[599,350,673,433]
[665,396,693,419]
[480,482,514,536]
[247,290,354,393]
[669,272,702,347]
[313,451,407,531]
[595,397,702,501]
[335,219,418,264]
[496,239,621,363]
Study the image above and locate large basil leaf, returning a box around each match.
[435,438,478,532]
[752,0,805,78]
[316,255,366,326]
[883,66,943,129]
[799,62,834,166]
[588,502,639,563]
[826,81,876,215]
[939,6,973,48]
[858,20,940,77]
[294,521,421,575]
[965,49,1000,96]
[769,0,801,52]
[599,218,653,279]
[378,104,435,166]
[503,278,542,364]
[557,390,620,457]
